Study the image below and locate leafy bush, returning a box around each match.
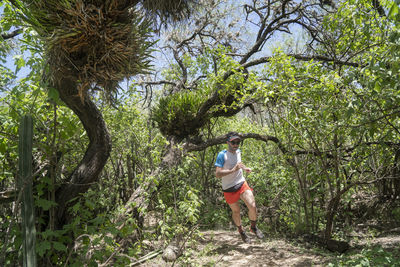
[328,245,400,267]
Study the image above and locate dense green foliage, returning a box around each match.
[1,0,400,265]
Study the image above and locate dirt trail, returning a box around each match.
[139,228,400,266]
[190,230,328,267]
[142,230,330,266]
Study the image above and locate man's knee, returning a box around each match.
[248,201,256,211]
[247,199,257,210]
[232,208,240,215]
[230,204,240,214]
[242,191,256,209]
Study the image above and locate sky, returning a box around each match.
[1,4,31,83]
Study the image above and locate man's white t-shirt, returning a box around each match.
[215,149,245,190]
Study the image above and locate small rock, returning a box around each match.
[269,247,278,253]
[326,239,350,253]
[162,245,179,262]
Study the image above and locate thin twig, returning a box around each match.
[129,249,162,266]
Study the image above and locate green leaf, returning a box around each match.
[72,202,81,213]
[104,235,114,245]
[389,2,399,18]
[36,240,51,257]
[0,141,6,154]
[13,54,25,74]
[53,241,67,252]
[36,198,58,211]
[48,87,59,102]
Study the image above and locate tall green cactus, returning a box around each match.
[18,115,37,267]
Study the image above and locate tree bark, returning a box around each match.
[53,74,112,228]
[324,195,340,240]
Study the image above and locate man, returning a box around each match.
[215,132,264,243]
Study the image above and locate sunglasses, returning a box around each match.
[230,140,241,145]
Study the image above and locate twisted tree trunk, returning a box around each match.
[53,73,112,228]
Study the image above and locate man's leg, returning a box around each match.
[228,201,250,243]
[240,189,257,221]
[228,202,241,228]
[240,189,264,239]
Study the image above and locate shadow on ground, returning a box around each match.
[191,230,329,267]
[140,229,400,267]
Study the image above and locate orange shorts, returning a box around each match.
[223,181,253,204]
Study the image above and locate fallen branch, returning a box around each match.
[130,249,162,266]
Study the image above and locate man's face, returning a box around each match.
[228,139,241,151]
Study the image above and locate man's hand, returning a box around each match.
[234,163,243,171]
[216,162,252,178]
[243,167,252,173]
[237,162,252,173]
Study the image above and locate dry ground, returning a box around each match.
[188,230,330,267]
[138,229,400,267]
[140,229,331,266]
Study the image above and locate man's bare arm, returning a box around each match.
[215,165,240,178]
[215,162,252,178]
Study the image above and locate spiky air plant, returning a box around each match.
[14,0,151,101]
[11,0,195,100]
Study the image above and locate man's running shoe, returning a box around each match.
[239,231,251,243]
[250,227,265,239]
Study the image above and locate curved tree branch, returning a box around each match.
[242,54,361,69]
[53,72,112,227]
[240,0,301,64]
[1,28,23,40]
